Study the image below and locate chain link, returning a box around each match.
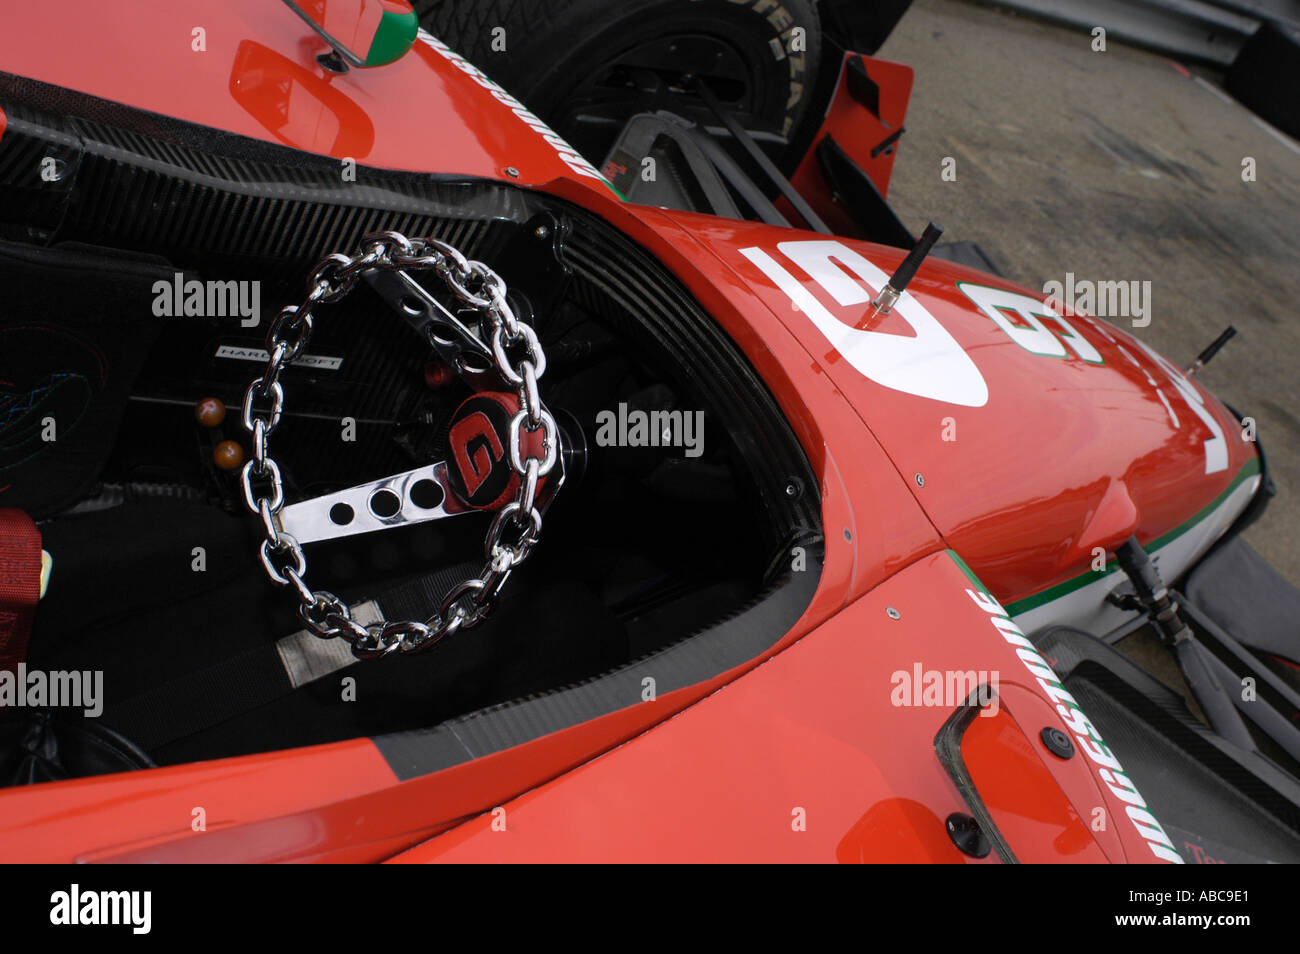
[240,231,557,659]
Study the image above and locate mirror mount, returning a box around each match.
[282,0,419,70]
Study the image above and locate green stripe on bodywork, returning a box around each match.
[1003,455,1260,616]
[946,549,987,590]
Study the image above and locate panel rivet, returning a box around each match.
[886,606,901,620]
[505,166,520,178]
[946,813,991,859]
[1041,726,1076,759]
[915,473,925,488]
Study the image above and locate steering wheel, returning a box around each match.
[238,231,566,659]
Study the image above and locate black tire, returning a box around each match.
[1226,23,1300,141]
[415,0,822,168]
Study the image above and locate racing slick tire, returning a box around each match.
[414,0,823,169]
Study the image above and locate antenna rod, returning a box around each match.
[1185,325,1237,377]
[871,222,943,315]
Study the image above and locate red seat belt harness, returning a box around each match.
[0,509,42,674]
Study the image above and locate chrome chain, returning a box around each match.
[239,230,558,659]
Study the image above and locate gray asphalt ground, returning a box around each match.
[875,0,1300,587]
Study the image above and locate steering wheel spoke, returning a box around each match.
[366,268,507,391]
[275,449,568,547]
[276,460,469,545]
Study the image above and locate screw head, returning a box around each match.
[945,812,991,859]
[505,166,520,178]
[915,473,925,488]
[534,225,550,239]
[886,606,901,620]
[1040,726,1075,759]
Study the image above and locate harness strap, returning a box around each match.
[0,509,42,674]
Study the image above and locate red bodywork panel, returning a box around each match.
[0,1,1258,861]
[666,215,1258,607]
[0,2,611,191]
[388,553,1152,863]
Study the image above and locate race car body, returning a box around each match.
[0,0,1295,864]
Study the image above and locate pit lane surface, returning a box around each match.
[881,0,1300,586]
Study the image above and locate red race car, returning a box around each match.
[0,0,1296,864]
